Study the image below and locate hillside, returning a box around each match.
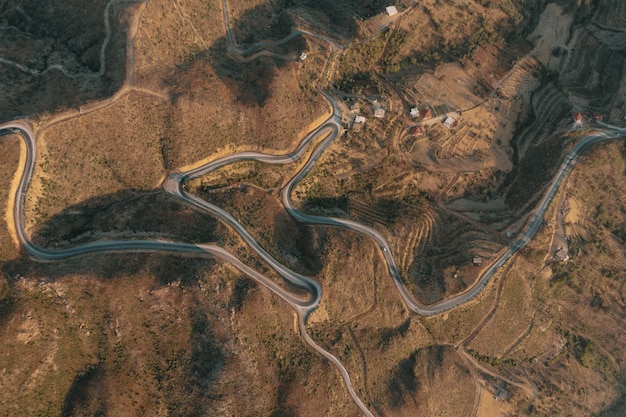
[1,0,626,416]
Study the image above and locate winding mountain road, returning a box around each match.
[2,1,626,414]
[2,109,624,417]
[0,121,318,311]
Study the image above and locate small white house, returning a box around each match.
[443,116,458,129]
[354,115,366,124]
[386,5,398,16]
[410,107,418,117]
[299,52,307,61]
[374,108,386,119]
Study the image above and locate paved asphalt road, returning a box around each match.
[4,3,624,414]
[2,104,624,417]
[1,111,376,417]
[278,120,626,314]
[0,121,317,312]
[2,117,625,317]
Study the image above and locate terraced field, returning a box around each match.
[515,82,571,160]
[593,0,626,29]
[431,125,490,171]
[561,29,625,109]
[498,56,541,102]
[390,207,438,277]
[406,211,508,304]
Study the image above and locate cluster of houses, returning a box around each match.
[573,111,604,127]
[410,107,433,119]
[348,98,461,137]
[408,106,459,137]
[349,100,387,131]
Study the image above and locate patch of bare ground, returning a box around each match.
[0,134,20,262]
[0,134,20,317]
[527,3,574,71]
[380,345,475,416]
[312,231,390,323]
[468,272,533,358]
[476,391,518,417]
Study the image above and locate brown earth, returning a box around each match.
[1,0,626,416]
[462,142,626,416]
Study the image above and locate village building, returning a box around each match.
[494,386,510,401]
[554,246,569,262]
[573,112,584,128]
[352,115,365,132]
[410,107,419,117]
[420,108,432,119]
[472,257,482,266]
[443,115,458,129]
[386,5,398,16]
[573,112,583,122]
[374,108,386,119]
[410,125,424,136]
[593,113,603,121]
[299,52,307,61]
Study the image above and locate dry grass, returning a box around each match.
[131,0,328,169]
[0,134,21,261]
[0,254,361,416]
[423,278,499,345]
[0,0,129,121]
[468,271,533,357]
[27,92,168,230]
[3,0,626,415]
[462,142,626,416]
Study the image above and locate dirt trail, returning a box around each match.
[36,0,148,133]
[0,0,137,79]
[455,258,539,411]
